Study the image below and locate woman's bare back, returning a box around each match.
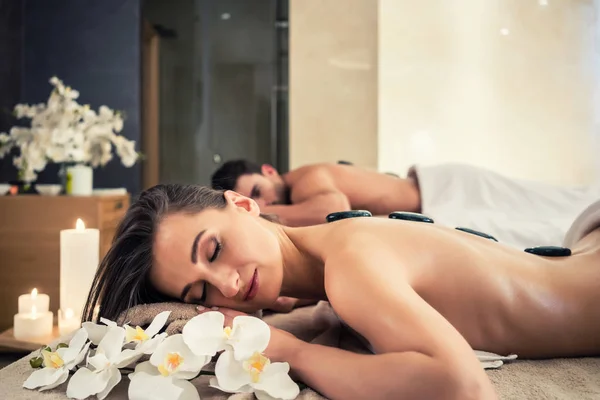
[291,216,600,359]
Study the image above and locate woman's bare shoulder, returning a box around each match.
[322,222,410,285]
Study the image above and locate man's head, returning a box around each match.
[211,159,287,208]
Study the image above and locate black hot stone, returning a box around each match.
[524,246,572,257]
[326,210,372,223]
[388,212,434,223]
[455,227,499,242]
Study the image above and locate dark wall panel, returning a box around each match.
[1,0,142,195]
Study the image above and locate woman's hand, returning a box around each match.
[196,305,304,363]
[267,296,298,313]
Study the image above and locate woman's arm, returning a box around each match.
[279,243,497,400]
[286,342,474,400]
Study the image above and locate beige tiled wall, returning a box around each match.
[289,0,378,170]
[378,0,600,184]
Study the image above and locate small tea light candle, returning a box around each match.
[58,308,80,336]
[13,304,53,341]
[18,288,49,314]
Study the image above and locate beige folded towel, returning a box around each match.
[116,302,202,334]
[116,302,263,335]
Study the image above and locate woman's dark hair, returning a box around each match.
[82,184,228,324]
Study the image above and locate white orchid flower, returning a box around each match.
[82,317,119,345]
[128,360,200,400]
[66,326,142,400]
[98,105,114,120]
[112,135,138,167]
[23,328,91,392]
[113,115,124,133]
[128,334,211,400]
[210,350,299,400]
[124,310,170,354]
[182,312,271,361]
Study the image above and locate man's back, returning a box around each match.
[284,163,421,215]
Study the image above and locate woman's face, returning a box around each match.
[150,191,283,313]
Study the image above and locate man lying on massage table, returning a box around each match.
[84,184,600,400]
[210,159,600,249]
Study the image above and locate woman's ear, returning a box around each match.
[223,190,260,216]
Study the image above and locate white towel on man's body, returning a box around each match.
[408,163,600,249]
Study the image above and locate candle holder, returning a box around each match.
[13,288,54,341]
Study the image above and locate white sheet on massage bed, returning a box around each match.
[408,163,600,249]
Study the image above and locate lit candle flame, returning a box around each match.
[65,308,74,319]
[31,288,38,298]
[76,218,85,231]
[31,305,37,317]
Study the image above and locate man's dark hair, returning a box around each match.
[211,159,262,191]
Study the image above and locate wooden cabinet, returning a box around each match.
[0,195,130,331]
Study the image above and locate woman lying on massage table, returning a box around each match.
[83,184,600,400]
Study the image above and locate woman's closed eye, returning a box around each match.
[199,281,208,303]
[188,281,208,304]
[209,238,222,263]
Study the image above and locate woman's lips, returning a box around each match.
[244,270,259,301]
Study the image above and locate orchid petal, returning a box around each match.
[97,367,122,400]
[182,311,226,356]
[129,373,186,400]
[88,353,110,371]
[139,332,167,354]
[67,342,92,370]
[255,391,280,400]
[38,370,69,391]
[145,311,171,338]
[172,379,202,400]
[113,348,143,369]
[252,362,299,400]
[209,378,253,394]
[230,316,271,361]
[99,317,117,327]
[83,322,110,345]
[214,350,251,392]
[150,334,209,379]
[128,361,159,379]
[97,326,125,361]
[66,367,111,400]
[68,328,89,353]
[23,368,68,390]
[64,342,92,369]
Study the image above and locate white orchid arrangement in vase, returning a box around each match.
[23,310,301,400]
[0,76,139,190]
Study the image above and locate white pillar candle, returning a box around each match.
[66,164,93,196]
[58,308,81,336]
[13,306,53,341]
[18,288,49,314]
[60,218,100,320]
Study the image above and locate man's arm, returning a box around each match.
[261,193,350,226]
[261,168,351,226]
[277,244,497,400]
